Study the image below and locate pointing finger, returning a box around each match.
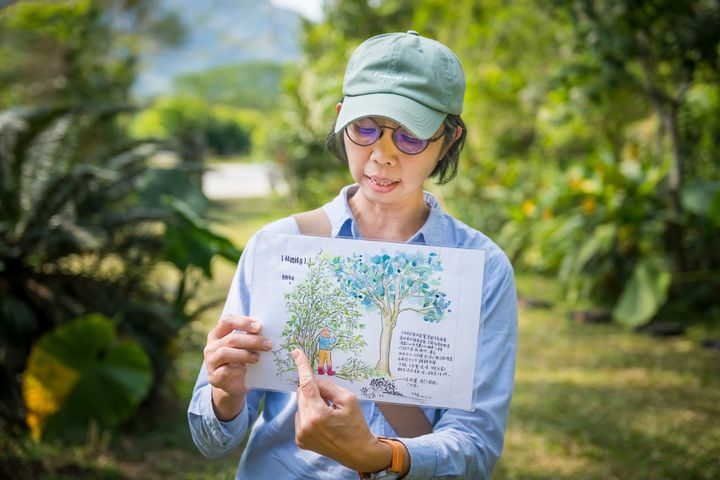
[292,349,321,405]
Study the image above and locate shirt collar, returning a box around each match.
[321,184,449,245]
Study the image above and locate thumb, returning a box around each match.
[317,378,355,407]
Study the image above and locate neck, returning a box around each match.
[349,189,430,242]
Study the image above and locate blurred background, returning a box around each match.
[1,0,718,478]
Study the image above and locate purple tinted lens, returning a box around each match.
[348,121,379,145]
[393,130,427,154]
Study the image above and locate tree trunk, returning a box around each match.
[638,56,687,275]
[375,312,397,376]
[666,107,684,220]
[662,106,688,275]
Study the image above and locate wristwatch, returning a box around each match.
[361,471,399,480]
[358,437,407,480]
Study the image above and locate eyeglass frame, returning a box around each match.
[343,117,449,155]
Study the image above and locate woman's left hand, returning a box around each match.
[292,349,391,472]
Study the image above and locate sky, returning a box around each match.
[270,0,324,22]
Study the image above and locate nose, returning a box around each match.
[371,130,398,165]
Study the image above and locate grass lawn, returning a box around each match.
[2,196,718,479]
[494,275,720,480]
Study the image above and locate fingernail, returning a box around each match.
[291,349,299,359]
[263,340,273,350]
[251,321,261,330]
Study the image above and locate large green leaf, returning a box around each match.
[558,222,616,282]
[162,196,241,275]
[22,314,152,440]
[681,180,720,225]
[613,258,671,329]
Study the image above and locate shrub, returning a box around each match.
[0,105,240,431]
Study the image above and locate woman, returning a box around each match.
[189,30,518,479]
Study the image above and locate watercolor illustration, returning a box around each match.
[273,257,375,381]
[273,250,451,380]
[247,231,485,410]
[331,251,451,376]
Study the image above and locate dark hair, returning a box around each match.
[325,114,467,184]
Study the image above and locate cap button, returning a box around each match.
[406,30,420,36]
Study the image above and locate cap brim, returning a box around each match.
[334,93,446,139]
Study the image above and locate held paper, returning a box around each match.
[245,231,485,410]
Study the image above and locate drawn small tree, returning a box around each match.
[274,256,367,379]
[331,251,450,376]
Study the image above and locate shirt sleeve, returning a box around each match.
[187,235,264,458]
[187,217,300,458]
[401,250,518,479]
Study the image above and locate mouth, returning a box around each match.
[366,175,399,187]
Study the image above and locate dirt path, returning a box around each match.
[202,162,287,200]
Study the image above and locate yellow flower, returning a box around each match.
[582,197,596,215]
[23,350,79,439]
[569,178,582,192]
[23,374,59,439]
[521,200,537,217]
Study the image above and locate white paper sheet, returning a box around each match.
[245,231,485,410]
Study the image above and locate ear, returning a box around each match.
[450,125,462,142]
[335,102,342,115]
[439,126,463,158]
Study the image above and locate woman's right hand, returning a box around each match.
[204,314,273,421]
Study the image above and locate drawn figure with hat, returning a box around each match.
[316,327,338,376]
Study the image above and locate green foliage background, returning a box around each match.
[274,0,720,329]
[0,0,239,438]
[1,0,719,477]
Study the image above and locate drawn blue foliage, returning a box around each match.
[331,250,451,322]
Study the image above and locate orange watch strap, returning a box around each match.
[358,437,408,478]
[379,437,402,473]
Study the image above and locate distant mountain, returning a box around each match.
[174,61,286,109]
[133,0,303,98]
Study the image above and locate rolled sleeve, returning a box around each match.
[188,366,250,458]
[187,218,296,461]
[401,436,437,479]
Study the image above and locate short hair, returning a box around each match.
[325,114,467,185]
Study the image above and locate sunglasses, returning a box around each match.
[344,117,447,155]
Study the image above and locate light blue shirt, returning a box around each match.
[188,185,518,479]
[318,336,338,350]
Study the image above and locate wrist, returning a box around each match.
[359,437,410,479]
[211,386,246,421]
[355,437,392,473]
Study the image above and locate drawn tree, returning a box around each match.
[332,251,451,376]
[274,257,367,379]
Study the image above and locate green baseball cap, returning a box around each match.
[334,30,465,140]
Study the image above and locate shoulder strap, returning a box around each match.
[292,208,332,236]
[293,208,434,438]
[377,403,433,438]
